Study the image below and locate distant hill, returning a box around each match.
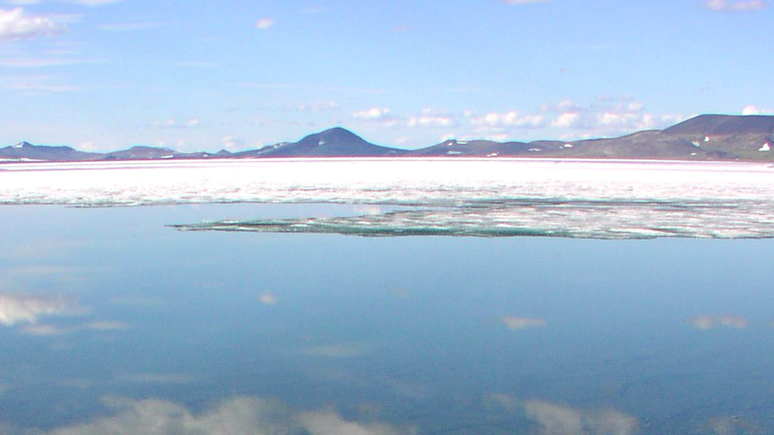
[104,146,178,160]
[658,114,774,160]
[3,115,774,163]
[408,139,531,157]
[234,127,406,158]
[0,142,103,162]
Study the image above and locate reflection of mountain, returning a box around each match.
[3,114,774,162]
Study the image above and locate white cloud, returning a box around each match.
[407,115,456,128]
[552,112,581,128]
[703,0,766,11]
[407,109,458,128]
[0,293,70,326]
[501,316,546,330]
[0,7,62,40]
[79,141,98,151]
[542,98,684,134]
[352,107,392,120]
[742,105,773,115]
[45,395,415,435]
[255,17,275,29]
[297,101,340,112]
[472,111,545,129]
[523,400,639,435]
[540,99,580,113]
[222,135,246,151]
[153,118,201,129]
[690,315,748,330]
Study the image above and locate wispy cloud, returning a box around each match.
[352,107,392,120]
[0,56,104,68]
[255,17,275,30]
[4,0,42,5]
[2,79,80,93]
[98,22,161,32]
[153,118,201,129]
[59,0,124,6]
[703,0,766,12]
[295,101,340,112]
[0,7,63,40]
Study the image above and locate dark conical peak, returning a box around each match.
[311,127,365,142]
[13,141,33,148]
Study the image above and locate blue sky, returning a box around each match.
[0,0,772,151]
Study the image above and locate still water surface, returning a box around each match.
[1,203,773,434]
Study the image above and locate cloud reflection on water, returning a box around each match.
[45,395,416,435]
[501,316,547,330]
[0,293,72,326]
[485,395,640,435]
[690,315,749,330]
[22,321,128,336]
[708,415,759,435]
[258,292,278,305]
[523,400,639,435]
[304,343,371,358]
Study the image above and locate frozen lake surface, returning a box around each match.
[3,158,774,239]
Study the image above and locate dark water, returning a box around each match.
[1,204,773,434]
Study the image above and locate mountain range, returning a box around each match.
[2,114,773,163]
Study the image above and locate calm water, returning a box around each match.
[1,203,773,434]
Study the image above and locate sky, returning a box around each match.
[0,0,772,152]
